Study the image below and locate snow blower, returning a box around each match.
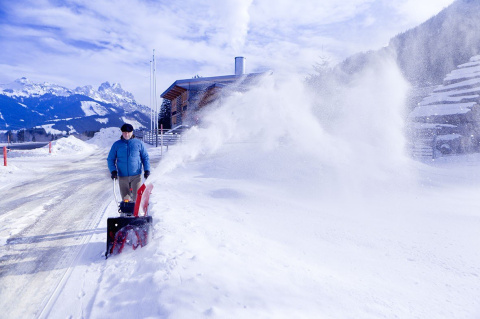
[105,179,154,258]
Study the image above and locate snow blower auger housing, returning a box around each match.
[106,181,154,258]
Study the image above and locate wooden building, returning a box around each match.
[160,57,265,127]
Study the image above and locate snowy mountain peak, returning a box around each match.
[0,77,72,97]
[97,81,132,98]
[0,78,139,109]
[75,81,137,111]
[15,77,31,85]
[98,81,112,91]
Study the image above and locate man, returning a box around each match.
[107,123,150,201]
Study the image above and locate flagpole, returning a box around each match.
[153,49,158,147]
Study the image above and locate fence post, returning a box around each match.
[3,146,7,166]
[160,124,163,157]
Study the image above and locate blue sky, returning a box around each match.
[0,0,455,106]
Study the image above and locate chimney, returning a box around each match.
[235,57,246,76]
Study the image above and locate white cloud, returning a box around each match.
[394,0,455,24]
[213,0,254,52]
[0,0,458,106]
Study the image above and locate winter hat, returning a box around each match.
[120,123,134,132]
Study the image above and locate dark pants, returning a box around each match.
[118,174,142,201]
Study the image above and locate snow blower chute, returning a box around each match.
[105,180,154,258]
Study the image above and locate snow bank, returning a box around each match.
[0,162,20,178]
[0,136,96,182]
[0,136,98,196]
[50,135,97,154]
[3,136,97,158]
[87,127,121,148]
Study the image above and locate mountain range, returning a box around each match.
[337,0,480,100]
[0,77,150,135]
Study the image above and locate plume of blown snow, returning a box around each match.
[156,56,413,201]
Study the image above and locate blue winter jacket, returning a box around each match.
[107,136,150,177]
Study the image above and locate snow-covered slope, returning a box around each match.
[408,55,480,155]
[411,55,480,117]
[1,69,480,318]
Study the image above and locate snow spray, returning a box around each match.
[156,56,413,199]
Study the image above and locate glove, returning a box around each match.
[144,170,150,179]
[111,170,118,180]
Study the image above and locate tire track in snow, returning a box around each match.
[0,152,112,319]
[37,194,113,319]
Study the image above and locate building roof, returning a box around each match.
[160,72,265,101]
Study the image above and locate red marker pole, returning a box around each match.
[3,146,7,166]
[49,141,52,154]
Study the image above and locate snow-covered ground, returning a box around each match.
[1,68,480,319]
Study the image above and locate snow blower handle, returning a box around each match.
[113,178,120,208]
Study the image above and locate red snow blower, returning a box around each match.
[105,180,154,258]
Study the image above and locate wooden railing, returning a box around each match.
[142,130,183,147]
